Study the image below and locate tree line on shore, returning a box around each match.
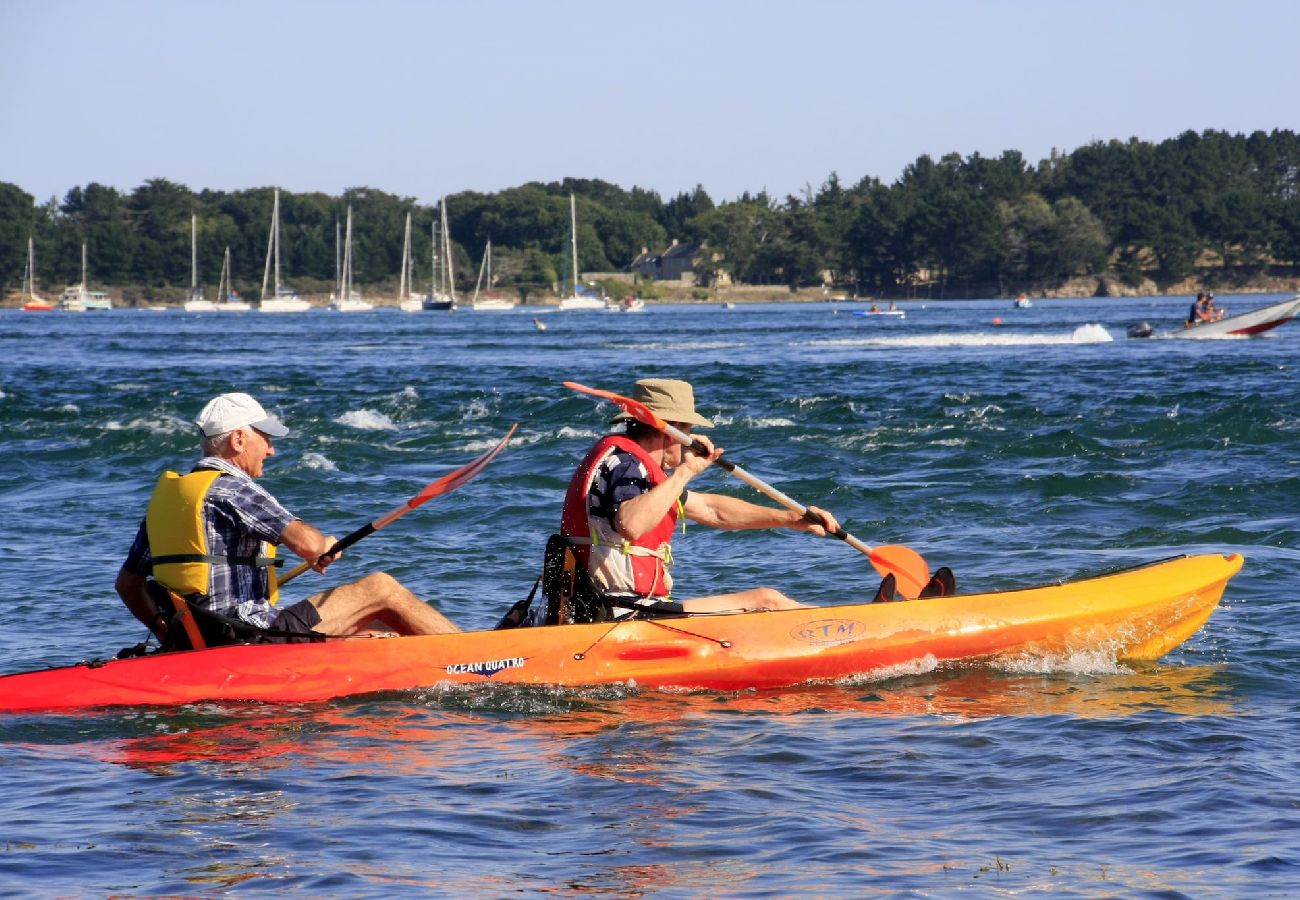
[3,128,1298,302]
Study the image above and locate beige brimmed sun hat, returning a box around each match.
[611,378,715,428]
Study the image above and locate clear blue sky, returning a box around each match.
[3,0,1297,207]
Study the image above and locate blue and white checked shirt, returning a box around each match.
[124,457,296,628]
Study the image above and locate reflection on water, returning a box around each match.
[90,663,1237,771]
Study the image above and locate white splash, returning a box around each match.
[61,403,80,414]
[806,324,1115,348]
[335,409,398,431]
[747,416,796,428]
[840,654,942,684]
[460,399,491,421]
[300,452,337,471]
[556,425,600,441]
[994,648,1131,676]
[105,416,188,434]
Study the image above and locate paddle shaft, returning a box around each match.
[658,419,875,557]
[278,424,517,587]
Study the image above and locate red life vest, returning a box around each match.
[560,434,679,597]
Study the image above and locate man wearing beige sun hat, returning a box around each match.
[546,377,841,623]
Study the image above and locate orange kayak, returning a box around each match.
[0,553,1242,712]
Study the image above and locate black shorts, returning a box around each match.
[264,598,324,643]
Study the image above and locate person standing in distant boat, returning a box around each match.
[535,378,842,624]
[115,392,460,648]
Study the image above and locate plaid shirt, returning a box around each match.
[124,457,296,628]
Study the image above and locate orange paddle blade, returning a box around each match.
[408,423,518,509]
[870,544,931,600]
[563,381,669,431]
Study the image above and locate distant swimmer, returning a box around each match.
[534,317,548,332]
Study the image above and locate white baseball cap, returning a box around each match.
[195,392,289,438]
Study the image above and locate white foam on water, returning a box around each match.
[606,340,746,351]
[394,385,419,403]
[300,452,337,471]
[460,399,491,421]
[840,654,942,685]
[805,323,1115,348]
[335,409,398,431]
[747,416,796,428]
[61,403,80,413]
[556,425,601,441]
[792,395,833,408]
[993,648,1132,676]
[104,416,188,434]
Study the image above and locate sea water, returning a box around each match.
[1,296,1298,896]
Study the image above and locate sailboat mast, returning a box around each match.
[23,236,32,299]
[273,189,282,295]
[343,206,353,298]
[261,190,275,301]
[190,215,197,294]
[81,242,88,295]
[442,198,456,301]
[570,193,579,297]
[335,218,341,298]
[399,213,411,301]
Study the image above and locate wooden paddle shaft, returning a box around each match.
[660,420,861,549]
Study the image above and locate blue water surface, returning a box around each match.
[1,296,1298,896]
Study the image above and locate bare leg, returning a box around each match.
[679,586,808,615]
[306,572,460,635]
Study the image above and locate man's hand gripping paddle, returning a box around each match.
[563,382,931,598]
[279,424,518,587]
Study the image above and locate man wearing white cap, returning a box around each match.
[115,392,459,646]
[547,378,840,623]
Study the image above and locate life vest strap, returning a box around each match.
[151,553,283,568]
[568,534,673,563]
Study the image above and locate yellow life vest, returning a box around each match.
[145,469,280,605]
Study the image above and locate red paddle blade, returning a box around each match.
[563,381,669,431]
[870,544,931,600]
[408,423,518,509]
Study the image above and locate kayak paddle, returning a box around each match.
[564,381,932,598]
[279,424,518,586]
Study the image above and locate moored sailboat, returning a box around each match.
[259,189,312,312]
[422,198,457,310]
[397,212,424,311]
[19,237,54,312]
[330,205,374,312]
[183,214,218,312]
[558,193,603,310]
[470,240,515,310]
[215,246,250,311]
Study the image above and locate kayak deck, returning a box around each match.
[0,553,1242,712]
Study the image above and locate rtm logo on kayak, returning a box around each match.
[446,657,526,678]
[792,619,862,646]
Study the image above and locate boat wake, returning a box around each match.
[808,324,1114,348]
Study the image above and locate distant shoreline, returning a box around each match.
[5,273,1298,310]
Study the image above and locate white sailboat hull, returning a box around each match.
[260,297,313,313]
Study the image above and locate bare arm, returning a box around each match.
[683,493,839,535]
[115,566,163,635]
[281,519,339,573]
